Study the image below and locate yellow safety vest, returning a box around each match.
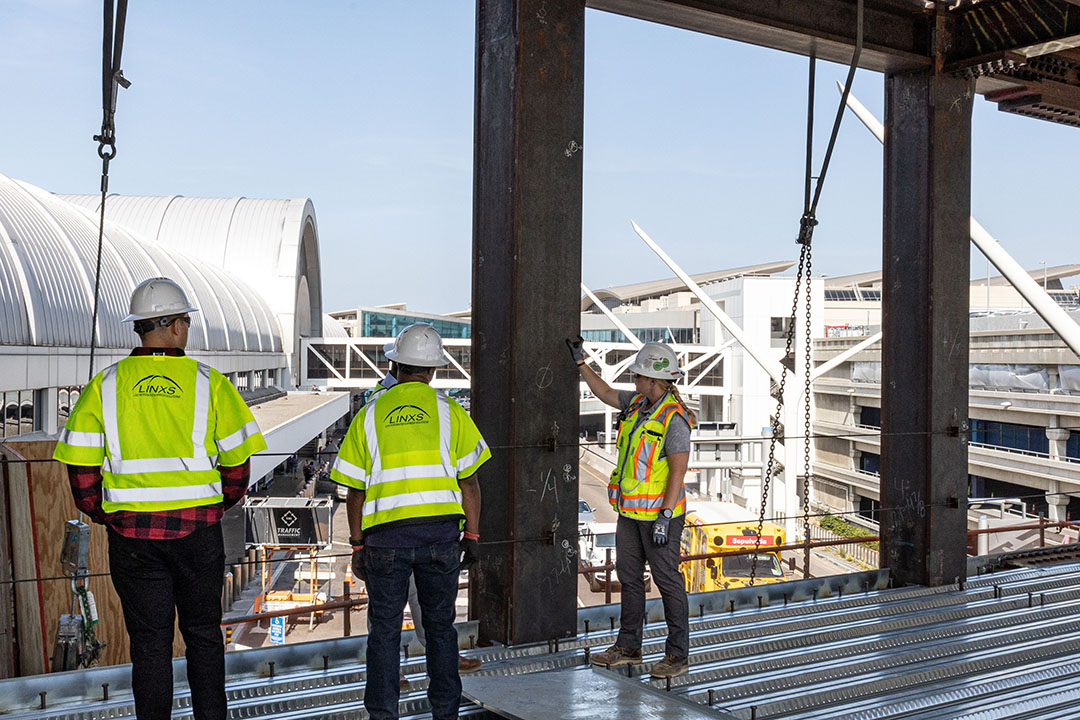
[53,355,266,513]
[609,392,687,520]
[331,382,490,533]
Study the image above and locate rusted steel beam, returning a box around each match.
[472,0,585,646]
[880,64,974,588]
[588,0,932,72]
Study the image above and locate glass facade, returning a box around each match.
[360,310,471,339]
[3,390,36,439]
[580,327,695,344]
[859,452,880,475]
[58,386,82,430]
[859,406,881,428]
[970,419,1049,455]
[824,289,858,301]
[1069,432,1079,460]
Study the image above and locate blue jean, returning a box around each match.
[363,540,461,720]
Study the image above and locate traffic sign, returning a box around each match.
[269,615,285,645]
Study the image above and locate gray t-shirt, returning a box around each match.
[617,390,690,458]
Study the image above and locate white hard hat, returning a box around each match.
[627,342,683,380]
[385,323,449,367]
[122,277,198,323]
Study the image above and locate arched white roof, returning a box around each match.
[59,191,322,342]
[0,173,281,352]
[321,314,351,339]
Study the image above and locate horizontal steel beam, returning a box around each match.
[587,0,931,72]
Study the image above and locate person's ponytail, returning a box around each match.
[659,380,696,427]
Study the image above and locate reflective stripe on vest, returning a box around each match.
[105,481,224,504]
[609,393,686,520]
[100,361,219,506]
[58,428,104,448]
[362,388,463,530]
[218,420,260,453]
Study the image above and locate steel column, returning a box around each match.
[880,66,974,587]
[471,0,584,645]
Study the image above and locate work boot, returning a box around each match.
[590,644,642,667]
[458,655,483,673]
[649,654,689,678]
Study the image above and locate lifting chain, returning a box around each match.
[749,0,862,586]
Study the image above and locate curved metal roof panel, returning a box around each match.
[59,193,319,329]
[0,173,282,353]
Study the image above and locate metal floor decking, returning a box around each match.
[6,563,1080,719]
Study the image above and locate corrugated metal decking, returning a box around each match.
[8,563,1080,719]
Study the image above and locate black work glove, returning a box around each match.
[460,538,480,571]
[351,546,366,583]
[565,335,585,365]
[652,515,671,546]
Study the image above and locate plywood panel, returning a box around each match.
[10,440,188,673]
[2,444,47,675]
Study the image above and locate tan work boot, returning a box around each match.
[649,654,689,678]
[590,644,642,667]
[458,655,483,673]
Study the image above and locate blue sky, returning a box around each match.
[3,1,1076,314]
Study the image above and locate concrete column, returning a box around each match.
[1047,480,1070,523]
[1047,423,1069,461]
[1047,424,1071,523]
[472,0,584,645]
[879,63,975,587]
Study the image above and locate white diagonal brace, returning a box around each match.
[841,83,1080,360]
[632,220,785,384]
[581,282,643,349]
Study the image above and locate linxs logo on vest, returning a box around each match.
[132,375,183,398]
[385,405,430,426]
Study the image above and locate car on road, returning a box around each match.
[578,497,596,527]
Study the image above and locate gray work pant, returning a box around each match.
[614,514,689,658]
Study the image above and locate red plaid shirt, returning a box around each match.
[67,462,249,540]
[63,347,251,540]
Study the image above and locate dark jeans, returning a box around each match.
[615,514,689,658]
[364,540,462,720]
[108,524,227,720]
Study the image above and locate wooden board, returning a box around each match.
[2,444,47,675]
[7,440,189,672]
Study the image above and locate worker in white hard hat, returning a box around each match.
[332,323,490,719]
[357,338,484,686]
[55,277,266,720]
[567,337,694,679]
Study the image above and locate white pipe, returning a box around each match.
[581,282,644,349]
[841,83,1080,360]
[811,332,882,381]
[631,220,785,384]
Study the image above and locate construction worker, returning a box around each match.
[54,277,267,720]
[362,353,483,689]
[567,338,693,678]
[332,323,489,720]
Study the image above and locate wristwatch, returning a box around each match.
[659,508,673,519]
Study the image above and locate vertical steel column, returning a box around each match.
[472,0,584,645]
[880,66,973,587]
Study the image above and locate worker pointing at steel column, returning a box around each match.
[332,323,489,720]
[54,277,267,720]
[568,337,693,678]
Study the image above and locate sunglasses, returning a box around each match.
[172,316,192,327]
